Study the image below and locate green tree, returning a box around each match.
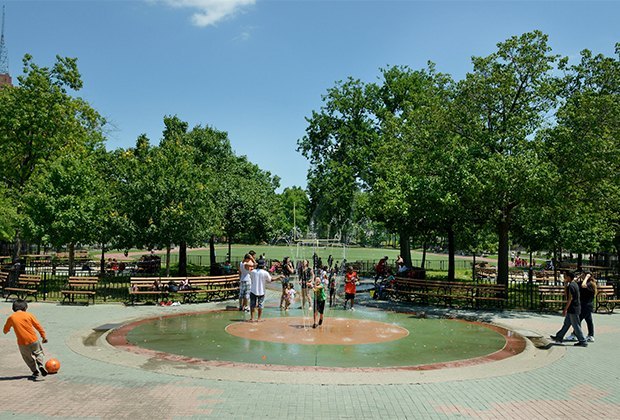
[453,31,559,285]
[275,186,310,241]
[298,78,377,243]
[0,54,105,260]
[22,151,104,275]
[539,44,620,265]
[0,185,17,241]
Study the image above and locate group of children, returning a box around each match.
[267,254,360,329]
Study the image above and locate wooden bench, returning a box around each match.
[61,277,98,305]
[56,250,90,262]
[534,270,559,284]
[175,275,239,303]
[595,285,620,314]
[0,271,9,297]
[475,268,497,281]
[128,278,170,305]
[474,283,507,308]
[385,277,476,307]
[538,285,566,312]
[4,274,42,301]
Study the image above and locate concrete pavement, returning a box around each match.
[1,293,619,419]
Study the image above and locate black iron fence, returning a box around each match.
[7,269,615,312]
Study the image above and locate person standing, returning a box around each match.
[238,252,255,312]
[567,272,597,342]
[249,259,282,322]
[343,265,358,311]
[312,277,326,328]
[328,267,337,307]
[279,257,295,309]
[3,300,48,379]
[299,259,313,310]
[550,272,588,347]
[374,256,389,286]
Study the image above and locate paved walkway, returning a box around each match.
[1,293,619,419]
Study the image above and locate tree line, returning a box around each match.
[0,54,310,275]
[1,31,618,284]
[298,31,620,284]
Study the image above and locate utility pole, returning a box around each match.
[0,5,12,87]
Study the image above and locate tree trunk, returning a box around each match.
[421,241,427,269]
[399,230,411,268]
[447,225,455,282]
[615,233,620,272]
[209,235,217,275]
[179,241,187,277]
[100,245,106,276]
[228,236,232,262]
[11,230,21,263]
[165,245,171,277]
[68,243,75,277]
[577,253,583,270]
[472,252,477,282]
[497,217,510,286]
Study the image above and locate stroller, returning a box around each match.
[373,274,395,300]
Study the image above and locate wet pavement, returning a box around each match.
[1,289,619,419]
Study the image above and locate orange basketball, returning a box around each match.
[45,358,60,374]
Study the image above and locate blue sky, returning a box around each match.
[4,1,619,190]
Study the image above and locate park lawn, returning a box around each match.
[187,244,482,266]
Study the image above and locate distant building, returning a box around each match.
[0,73,11,87]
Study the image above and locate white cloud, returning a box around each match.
[163,0,256,27]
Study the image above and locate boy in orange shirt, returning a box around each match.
[343,266,358,311]
[3,299,48,379]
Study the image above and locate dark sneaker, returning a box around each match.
[549,335,563,343]
[318,319,323,326]
[312,324,317,329]
[38,364,48,377]
[574,341,588,347]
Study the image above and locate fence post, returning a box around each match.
[42,272,47,301]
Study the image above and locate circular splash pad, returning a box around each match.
[226,317,409,345]
[112,307,524,369]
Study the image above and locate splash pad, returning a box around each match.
[108,306,525,371]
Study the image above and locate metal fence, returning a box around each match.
[6,255,618,311]
[6,269,613,312]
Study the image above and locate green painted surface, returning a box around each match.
[126,308,506,368]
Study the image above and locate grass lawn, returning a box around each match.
[186,243,481,263]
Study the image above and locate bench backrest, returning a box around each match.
[68,276,99,282]
[597,285,615,295]
[66,277,98,287]
[18,274,42,283]
[539,285,565,294]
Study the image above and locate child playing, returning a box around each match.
[284,282,296,311]
[313,277,326,328]
[3,299,48,379]
[328,268,336,307]
[343,265,358,311]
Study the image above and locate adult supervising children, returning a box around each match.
[3,300,49,379]
[249,259,283,322]
[550,272,588,347]
[238,252,256,312]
